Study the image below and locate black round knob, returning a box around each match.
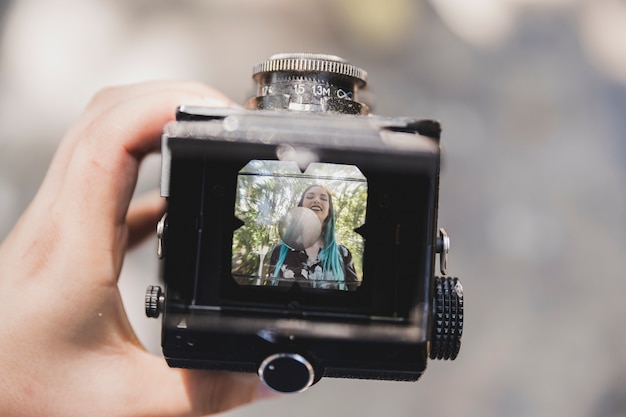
[258,353,315,393]
[145,285,164,318]
[430,276,463,360]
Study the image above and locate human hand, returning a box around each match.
[0,81,275,417]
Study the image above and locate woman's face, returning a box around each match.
[301,186,330,223]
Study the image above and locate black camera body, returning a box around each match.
[146,53,463,393]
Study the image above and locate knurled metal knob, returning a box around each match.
[430,276,464,360]
[252,53,367,86]
[248,53,369,114]
[145,285,164,318]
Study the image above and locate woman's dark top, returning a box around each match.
[268,245,359,291]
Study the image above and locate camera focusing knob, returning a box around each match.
[258,353,315,393]
[248,53,369,114]
[252,53,367,83]
[145,285,164,318]
[430,276,463,360]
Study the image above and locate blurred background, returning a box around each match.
[1,0,625,416]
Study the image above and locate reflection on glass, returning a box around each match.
[232,161,367,291]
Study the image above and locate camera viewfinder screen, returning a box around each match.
[232,160,367,291]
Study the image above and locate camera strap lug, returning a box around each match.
[436,228,450,275]
[157,212,168,259]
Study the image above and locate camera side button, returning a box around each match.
[258,353,315,393]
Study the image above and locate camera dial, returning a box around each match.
[258,353,315,393]
[247,53,369,114]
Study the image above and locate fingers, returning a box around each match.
[0,81,277,417]
[3,81,235,287]
[126,190,165,250]
[36,81,233,210]
[59,82,230,225]
[17,81,236,284]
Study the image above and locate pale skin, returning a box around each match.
[0,81,277,417]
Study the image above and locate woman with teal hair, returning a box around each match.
[269,184,358,291]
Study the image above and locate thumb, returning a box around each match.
[130,353,280,417]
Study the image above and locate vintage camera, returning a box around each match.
[145,53,463,393]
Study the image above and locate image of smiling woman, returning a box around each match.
[269,184,358,291]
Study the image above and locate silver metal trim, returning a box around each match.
[252,53,367,84]
[438,228,450,275]
[156,212,167,259]
[160,134,171,197]
[258,353,315,393]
